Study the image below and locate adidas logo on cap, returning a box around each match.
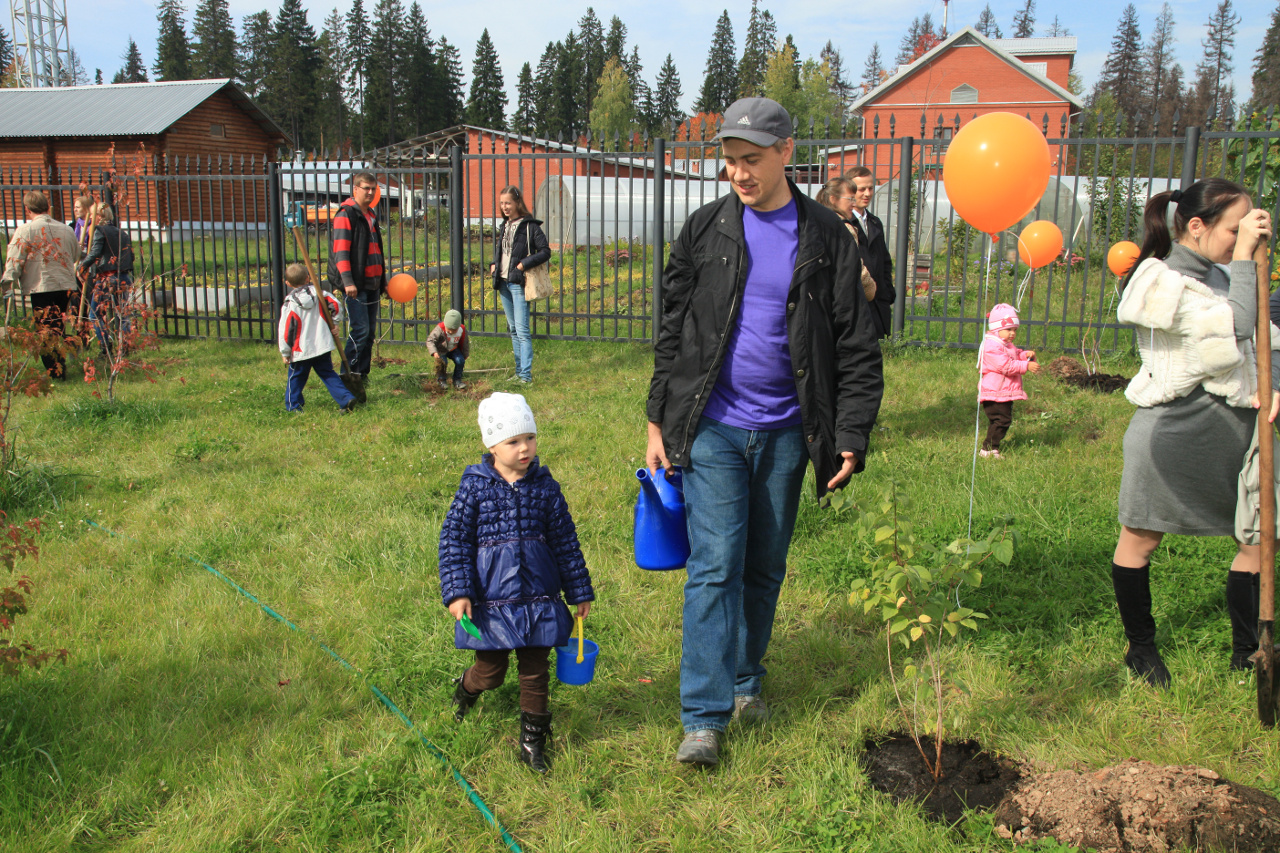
[737,115,751,125]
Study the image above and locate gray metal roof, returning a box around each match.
[991,37,1078,56]
[0,79,289,142]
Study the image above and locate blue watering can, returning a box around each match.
[634,467,690,571]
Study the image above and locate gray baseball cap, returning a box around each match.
[714,98,794,146]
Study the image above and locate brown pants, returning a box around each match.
[982,400,1014,451]
[460,647,551,714]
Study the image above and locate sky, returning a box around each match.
[62,0,1275,118]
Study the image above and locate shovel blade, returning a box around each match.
[1260,622,1279,728]
[341,371,365,404]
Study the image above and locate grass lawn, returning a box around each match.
[1,336,1278,853]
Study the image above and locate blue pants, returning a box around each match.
[87,275,132,356]
[679,418,808,733]
[496,281,532,381]
[435,350,466,382]
[285,353,355,411]
[344,292,381,375]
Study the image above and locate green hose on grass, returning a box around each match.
[85,519,523,853]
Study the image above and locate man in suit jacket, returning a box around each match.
[844,166,895,338]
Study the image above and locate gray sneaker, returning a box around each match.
[675,729,721,766]
[733,695,770,726]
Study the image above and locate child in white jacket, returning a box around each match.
[278,263,355,413]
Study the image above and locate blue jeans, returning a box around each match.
[679,418,808,732]
[344,292,381,375]
[87,275,132,356]
[496,281,532,381]
[435,350,466,382]
[286,353,355,411]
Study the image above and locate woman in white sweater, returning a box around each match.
[1112,178,1273,688]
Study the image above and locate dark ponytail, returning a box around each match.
[1121,177,1251,289]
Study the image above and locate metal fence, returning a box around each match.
[0,114,1274,353]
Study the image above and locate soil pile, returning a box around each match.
[864,735,1023,824]
[994,759,1280,852]
[1046,356,1129,393]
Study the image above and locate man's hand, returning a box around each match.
[646,421,672,475]
[448,597,472,621]
[826,451,858,491]
[344,284,357,297]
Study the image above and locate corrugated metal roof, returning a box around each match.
[0,79,289,142]
[991,37,1078,55]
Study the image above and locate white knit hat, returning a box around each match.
[478,392,537,447]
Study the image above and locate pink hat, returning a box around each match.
[987,303,1019,331]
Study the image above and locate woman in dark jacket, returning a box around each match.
[489,185,550,384]
[78,202,134,359]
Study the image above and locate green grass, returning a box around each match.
[0,338,1277,852]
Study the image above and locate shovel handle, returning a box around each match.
[289,226,353,375]
[1254,241,1279,727]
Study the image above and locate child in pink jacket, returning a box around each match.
[978,303,1040,458]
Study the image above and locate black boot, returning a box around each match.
[1112,563,1171,689]
[451,675,481,722]
[518,712,552,774]
[1227,571,1260,671]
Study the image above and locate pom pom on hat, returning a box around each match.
[478,392,537,447]
[987,303,1019,330]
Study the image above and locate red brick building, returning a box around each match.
[849,27,1083,180]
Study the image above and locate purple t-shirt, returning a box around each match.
[701,199,801,429]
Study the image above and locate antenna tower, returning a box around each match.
[10,0,72,87]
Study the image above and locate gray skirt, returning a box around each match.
[1118,387,1255,537]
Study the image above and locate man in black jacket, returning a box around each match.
[645,98,883,767]
[844,166,895,338]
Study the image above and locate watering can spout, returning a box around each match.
[634,468,691,571]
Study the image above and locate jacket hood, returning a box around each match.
[287,285,317,309]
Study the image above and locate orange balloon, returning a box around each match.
[371,184,382,208]
[1107,241,1141,276]
[386,272,418,303]
[942,112,1052,236]
[1016,220,1063,269]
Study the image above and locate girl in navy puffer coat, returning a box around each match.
[439,392,594,772]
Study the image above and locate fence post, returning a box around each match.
[267,159,285,328]
[892,136,913,338]
[1180,126,1201,190]
[449,144,465,313]
[652,137,666,346]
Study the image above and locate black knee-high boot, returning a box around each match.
[1112,563,1171,688]
[1226,571,1260,671]
[518,712,552,773]
[451,674,481,721]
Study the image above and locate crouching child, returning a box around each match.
[427,309,469,390]
[438,392,595,773]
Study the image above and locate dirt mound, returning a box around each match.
[994,759,1280,852]
[1046,356,1129,393]
[864,735,1023,824]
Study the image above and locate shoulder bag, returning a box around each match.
[522,221,553,301]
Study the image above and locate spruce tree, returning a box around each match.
[1045,16,1069,37]
[95,69,103,85]
[402,2,442,137]
[1011,0,1036,38]
[626,45,653,135]
[820,41,854,121]
[345,0,370,148]
[895,18,922,66]
[363,0,404,147]
[512,62,536,134]
[154,0,192,81]
[1190,0,1240,127]
[738,0,776,98]
[652,53,683,133]
[191,0,238,78]
[264,0,320,150]
[533,42,560,135]
[466,29,507,130]
[0,25,12,79]
[437,37,466,128]
[1096,4,1144,126]
[861,42,884,94]
[1145,4,1176,133]
[1253,0,1280,111]
[695,10,736,114]
[315,19,348,151]
[238,11,272,97]
[555,31,584,137]
[113,38,149,83]
[975,5,1002,39]
[578,8,605,116]
[604,16,627,64]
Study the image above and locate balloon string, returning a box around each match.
[1015,268,1033,312]
[963,244,996,608]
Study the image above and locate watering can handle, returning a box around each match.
[575,616,584,664]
